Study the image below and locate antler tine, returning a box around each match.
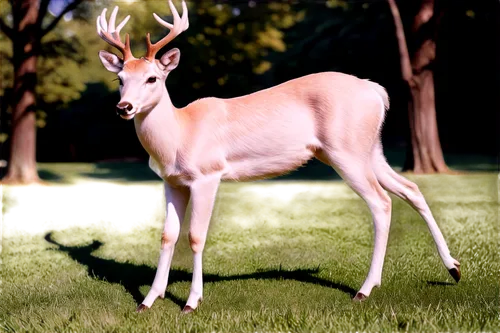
[96,6,134,61]
[108,6,119,32]
[99,8,108,35]
[153,1,189,31]
[146,0,189,60]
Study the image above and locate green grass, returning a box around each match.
[1,166,498,332]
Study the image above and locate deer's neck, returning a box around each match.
[134,90,181,167]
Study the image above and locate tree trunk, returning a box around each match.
[408,70,448,173]
[388,0,449,173]
[2,0,40,184]
[405,0,448,173]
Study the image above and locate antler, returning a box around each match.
[145,0,189,61]
[96,6,135,61]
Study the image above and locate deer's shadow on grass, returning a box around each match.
[426,280,455,286]
[44,232,357,308]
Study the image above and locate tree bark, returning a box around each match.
[2,0,40,184]
[388,0,449,173]
[409,70,448,173]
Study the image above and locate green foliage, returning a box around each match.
[0,3,97,105]
[0,0,126,141]
[37,58,86,104]
[0,4,13,96]
[37,18,118,103]
[0,38,12,95]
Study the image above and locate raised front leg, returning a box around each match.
[137,183,190,312]
[183,175,221,313]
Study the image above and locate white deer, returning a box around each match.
[96,1,460,313]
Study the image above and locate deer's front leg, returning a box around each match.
[137,183,190,312]
[182,175,221,314]
[148,157,161,178]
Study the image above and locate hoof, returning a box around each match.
[352,292,367,302]
[448,262,461,283]
[181,305,195,314]
[136,304,149,313]
[159,293,165,299]
[182,297,203,314]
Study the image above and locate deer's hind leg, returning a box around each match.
[319,148,393,300]
[370,141,461,281]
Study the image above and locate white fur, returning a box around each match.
[97,1,459,312]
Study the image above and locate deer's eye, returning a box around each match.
[146,77,157,84]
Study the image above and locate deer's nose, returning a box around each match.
[116,101,134,115]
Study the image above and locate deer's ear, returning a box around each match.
[99,50,123,73]
[159,48,180,72]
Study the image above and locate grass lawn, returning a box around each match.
[1,163,498,332]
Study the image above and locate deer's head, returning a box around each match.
[97,1,189,120]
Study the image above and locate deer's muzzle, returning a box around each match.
[116,101,134,116]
